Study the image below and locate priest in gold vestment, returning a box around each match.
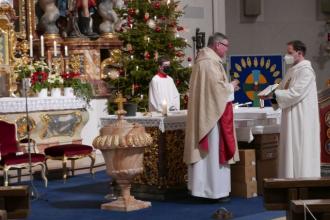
[184,33,239,199]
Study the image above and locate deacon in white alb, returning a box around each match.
[263,40,320,178]
[148,56,180,112]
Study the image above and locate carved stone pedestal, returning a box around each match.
[100,148,151,212]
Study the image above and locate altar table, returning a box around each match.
[100,107,281,199]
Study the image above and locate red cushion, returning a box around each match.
[0,121,18,155]
[44,144,93,157]
[1,153,45,165]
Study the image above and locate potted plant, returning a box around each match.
[48,72,64,97]
[30,61,50,97]
[61,71,93,104]
[14,62,35,96]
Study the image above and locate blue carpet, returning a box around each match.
[26,171,285,220]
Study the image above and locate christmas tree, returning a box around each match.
[108,0,191,111]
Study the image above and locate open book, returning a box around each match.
[257,83,279,97]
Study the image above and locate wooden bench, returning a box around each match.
[0,185,29,219]
[263,177,330,211]
[290,199,330,220]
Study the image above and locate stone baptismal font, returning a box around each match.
[93,93,153,211]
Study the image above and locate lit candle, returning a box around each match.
[29,34,33,57]
[40,35,44,57]
[130,55,134,60]
[147,37,150,43]
[154,16,157,21]
[167,0,170,6]
[130,24,133,29]
[64,45,68,57]
[259,99,264,109]
[161,99,168,116]
[136,66,139,71]
[53,41,57,56]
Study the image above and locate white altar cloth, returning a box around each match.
[0,97,86,113]
[100,107,281,142]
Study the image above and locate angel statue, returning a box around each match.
[38,0,60,35]
[98,0,124,35]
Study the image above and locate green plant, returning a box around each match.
[14,64,35,80]
[71,79,93,104]
[60,72,93,104]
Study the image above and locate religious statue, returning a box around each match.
[98,0,124,36]
[57,0,98,38]
[38,0,60,35]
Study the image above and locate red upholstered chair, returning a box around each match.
[44,144,95,182]
[0,120,48,187]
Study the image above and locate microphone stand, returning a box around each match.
[24,57,39,200]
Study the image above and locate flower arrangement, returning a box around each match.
[61,72,80,87]
[61,71,93,104]
[14,63,35,80]
[48,72,64,89]
[30,61,50,93]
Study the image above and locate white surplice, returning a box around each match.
[275,60,320,178]
[148,75,180,112]
[188,122,231,199]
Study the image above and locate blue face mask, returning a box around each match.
[162,66,172,74]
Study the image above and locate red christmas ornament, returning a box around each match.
[169,21,177,27]
[144,12,150,22]
[144,51,150,60]
[155,26,161,32]
[168,43,173,49]
[128,8,136,16]
[153,1,161,9]
[176,26,184,31]
[187,57,192,62]
[175,51,185,57]
[133,83,141,90]
[176,79,181,85]
[118,69,125,76]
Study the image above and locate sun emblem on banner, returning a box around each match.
[230,55,283,107]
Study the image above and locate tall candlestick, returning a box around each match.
[53,41,57,56]
[29,34,33,57]
[64,46,68,57]
[40,35,44,57]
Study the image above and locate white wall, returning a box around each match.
[225,0,330,91]
[179,0,226,61]
[81,99,108,146]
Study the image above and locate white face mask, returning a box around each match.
[284,54,294,65]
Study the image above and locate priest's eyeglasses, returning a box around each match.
[218,42,229,47]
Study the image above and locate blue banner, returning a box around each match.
[229,55,283,107]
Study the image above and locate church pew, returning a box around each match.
[263,177,330,210]
[289,199,330,220]
[0,186,29,219]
